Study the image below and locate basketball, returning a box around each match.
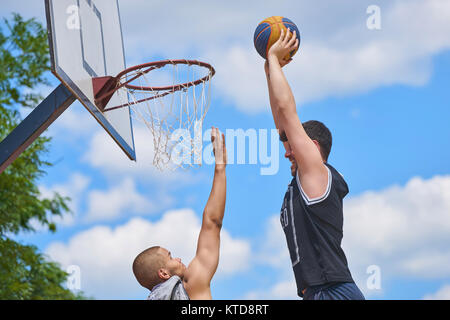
[253,16,301,60]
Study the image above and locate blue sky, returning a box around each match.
[3,0,450,300]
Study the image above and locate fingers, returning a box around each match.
[211,127,217,156]
[279,28,285,43]
[210,127,227,166]
[272,28,298,51]
[211,127,221,150]
[274,28,285,47]
[287,30,296,48]
[222,132,227,165]
[212,127,224,165]
[282,28,292,45]
[280,28,288,46]
[215,128,222,147]
[211,126,216,143]
[290,35,299,52]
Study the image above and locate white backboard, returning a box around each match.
[45,0,135,160]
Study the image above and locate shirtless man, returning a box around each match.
[132,127,227,300]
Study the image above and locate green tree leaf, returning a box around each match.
[0,14,86,300]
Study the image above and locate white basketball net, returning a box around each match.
[116,62,213,170]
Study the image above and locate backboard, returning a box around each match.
[45,0,136,160]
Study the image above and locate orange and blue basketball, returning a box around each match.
[253,16,301,60]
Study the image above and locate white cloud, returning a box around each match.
[50,103,99,140]
[37,173,91,227]
[423,285,450,300]
[84,177,168,222]
[241,214,300,299]
[246,175,450,299]
[120,0,450,112]
[255,215,291,269]
[5,1,449,112]
[211,0,450,111]
[208,47,268,113]
[245,279,298,300]
[119,0,369,60]
[343,175,450,280]
[218,230,252,275]
[82,124,201,185]
[45,209,251,299]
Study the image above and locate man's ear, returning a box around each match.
[312,139,320,148]
[158,268,171,280]
[312,140,321,151]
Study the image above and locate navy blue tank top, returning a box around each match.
[280,163,354,297]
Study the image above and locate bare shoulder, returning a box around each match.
[297,163,330,202]
[182,258,212,300]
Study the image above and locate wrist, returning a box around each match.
[214,165,226,174]
[267,54,279,65]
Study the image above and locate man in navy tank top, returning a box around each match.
[264,28,364,300]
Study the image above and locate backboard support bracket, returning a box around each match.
[92,76,116,111]
[0,84,76,174]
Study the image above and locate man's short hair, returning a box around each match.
[132,246,165,290]
[302,120,332,161]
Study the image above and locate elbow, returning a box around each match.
[210,217,223,230]
[276,99,295,115]
[213,220,223,230]
[204,212,223,230]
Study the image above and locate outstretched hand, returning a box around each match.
[267,28,298,67]
[211,127,227,169]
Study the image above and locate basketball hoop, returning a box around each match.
[92,59,215,170]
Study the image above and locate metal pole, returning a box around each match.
[0,84,76,174]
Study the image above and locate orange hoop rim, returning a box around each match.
[92,59,215,112]
[117,59,215,92]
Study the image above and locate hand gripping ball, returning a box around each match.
[253,16,301,60]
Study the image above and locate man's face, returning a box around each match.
[284,143,297,177]
[159,247,186,279]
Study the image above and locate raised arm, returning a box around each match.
[266,29,328,198]
[264,60,283,133]
[183,127,227,299]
